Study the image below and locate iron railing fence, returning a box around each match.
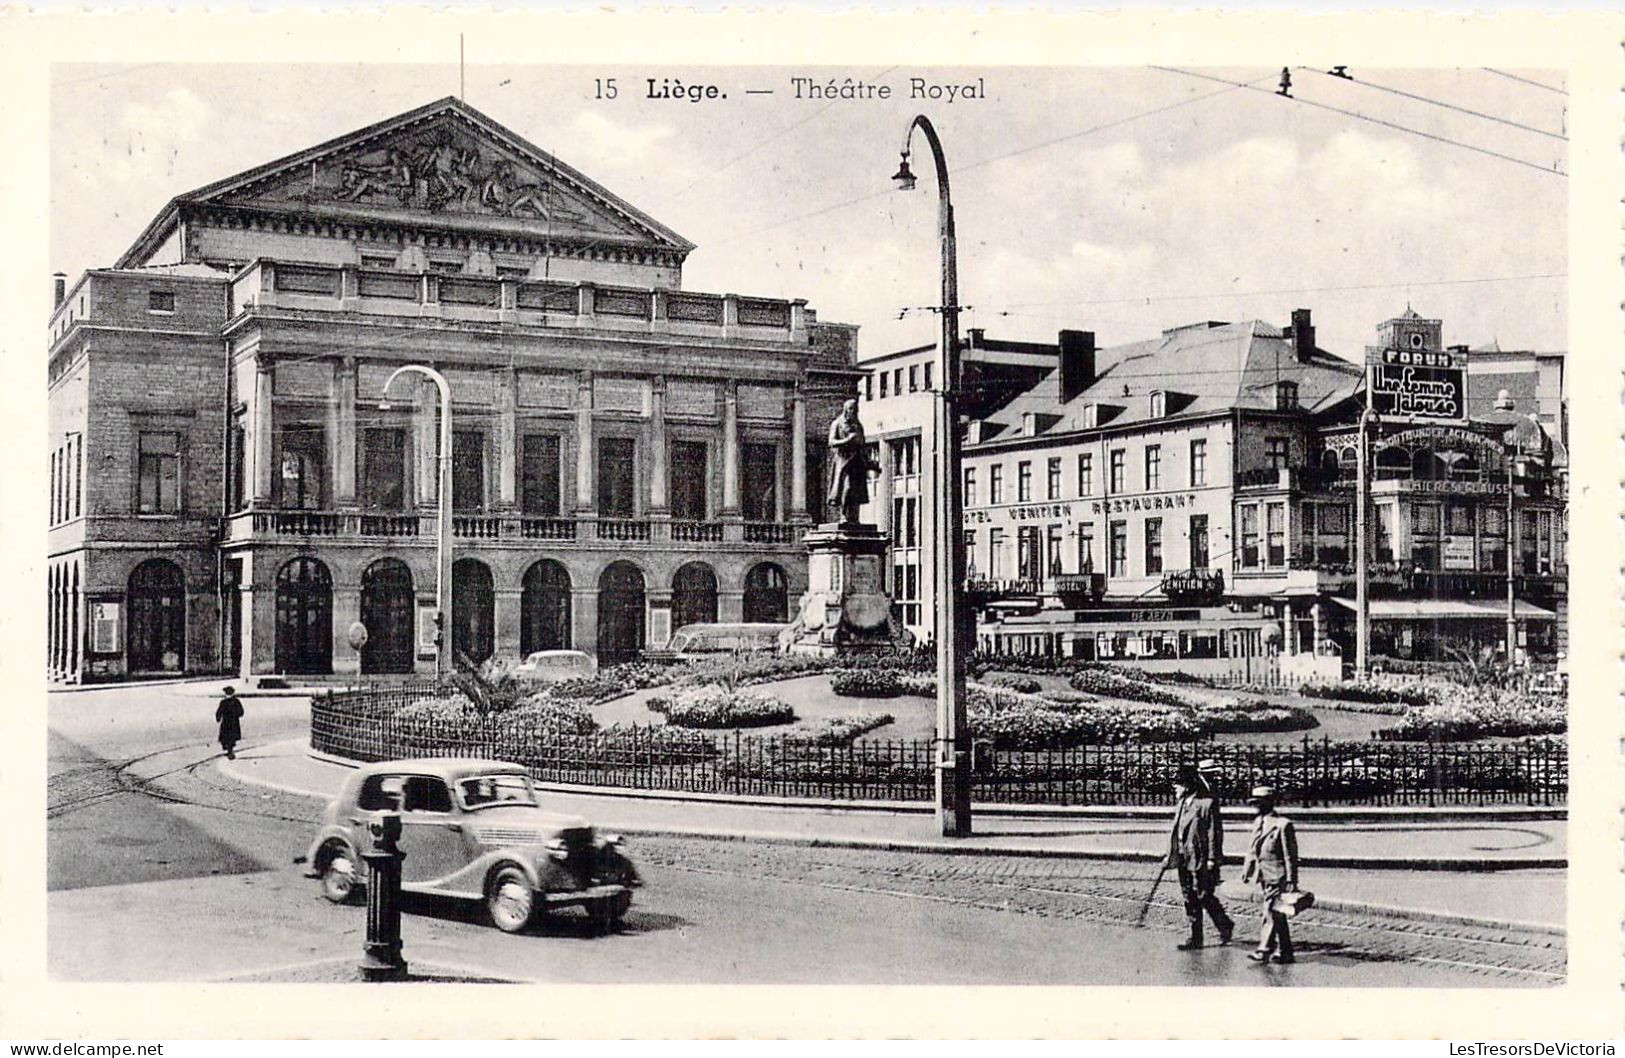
[312,688,1566,808]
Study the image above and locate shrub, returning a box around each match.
[830,668,904,699]
[986,673,1043,694]
[541,674,634,704]
[1194,699,1319,734]
[897,674,937,697]
[1375,689,1567,741]
[646,685,796,729]
[1066,666,1202,708]
[966,682,1203,747]
[1299,680,1431,710]
[789,712,897,746]
[494,698,599,736]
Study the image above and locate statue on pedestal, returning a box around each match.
[827,399,872,526]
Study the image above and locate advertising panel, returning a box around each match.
[1368,363,1466,421]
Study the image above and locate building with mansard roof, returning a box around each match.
[859,308,1566,675]
[46,97,859,683]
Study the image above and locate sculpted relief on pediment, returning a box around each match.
[226,120,641,239]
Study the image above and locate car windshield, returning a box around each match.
[457,774,539,810]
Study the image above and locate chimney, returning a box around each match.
[52,272,66,309]
[965,327,985,350]
[1289,308,1315,362]
[1058,329,1096,402]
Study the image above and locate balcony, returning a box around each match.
[743,522,799,545]
[1237,466,1341,492]
[229,259,809,346]
[225,509,585,544]
[596,518,651,542]
[672,520,724,543]
[515,516,577,541]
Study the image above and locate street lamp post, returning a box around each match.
[892,115,972,838]
[1495,392,1521,664]
[381,365,454,681]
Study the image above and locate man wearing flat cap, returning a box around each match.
[1241,785,1300,964]
[1165,763,1233,950]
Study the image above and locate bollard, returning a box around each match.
[359,811,408,982]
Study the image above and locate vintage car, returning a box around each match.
[306,758,638,933]
[512,649,597,684]
[664,622,788,659]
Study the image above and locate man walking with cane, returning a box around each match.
[1166,763,1234,950]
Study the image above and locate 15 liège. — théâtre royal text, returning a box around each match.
[594,76,990,103]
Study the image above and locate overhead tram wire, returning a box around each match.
[1483,69,1567,96]
[1150,66,1568,178]
[703,76,1276,250]
[1302,67,1566,141]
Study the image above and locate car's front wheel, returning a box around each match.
[486,866,537,934]
[319,843,361,905]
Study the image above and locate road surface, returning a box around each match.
[47,683,1563,986]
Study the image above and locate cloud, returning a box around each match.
[571,110,675,166]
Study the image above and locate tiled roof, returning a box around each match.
[971,319,1363,444]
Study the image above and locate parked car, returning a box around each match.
[306,758,638,933]
[512,649,597,684]
[664,622,788,659]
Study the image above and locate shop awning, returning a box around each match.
[1330,598,1557,621]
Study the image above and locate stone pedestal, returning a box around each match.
[782,523,909,656]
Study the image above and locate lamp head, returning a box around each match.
[891,153,917,192]
[1495,388,1514,411]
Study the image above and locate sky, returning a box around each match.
[50,63,1568,361]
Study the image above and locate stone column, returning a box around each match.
[253,359,274,503]
[646,588,673,650]
[790,386,808,520]
[649,377,668,514]
[721,380,740,516]
[572,587,599,659]
[575,371,595,513]
[331,582,361,677]
[497,368,518,510]
[718,589,745,623]
[494,587,523,661]
[335,358,357,506]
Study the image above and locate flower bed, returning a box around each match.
[829,667,905,698]
[1299,680,1431,710]
[788,712,897,746]
[645,685,797,729]
[1194,699,1319,734]
[967,683,1204,747]
[1375,692,1567,741]
[985,673,1043,694]
[1066,666,1204,708]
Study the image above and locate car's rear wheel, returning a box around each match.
[605,890,632,929]
[486,867,537,934]
[320,843,361,905]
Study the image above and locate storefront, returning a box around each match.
[1328,597,1557,661]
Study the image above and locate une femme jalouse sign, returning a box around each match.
[1368,353,1465,421]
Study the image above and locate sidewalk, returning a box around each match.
[225,738,1566,928]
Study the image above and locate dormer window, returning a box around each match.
[965,420,982,445]
[1149,391,1167,418]
[1022,412,1037,436]
[1081,403,1100,429]
[1276,381,1299,410]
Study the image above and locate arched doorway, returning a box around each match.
[743,562,789,623]
[520,560,572,655]
[671,562,718,632]
[597,561,646,665]
[275,557,333,674]
[452,558,495,665]
[360,559,414,675]
[128,559,185,673]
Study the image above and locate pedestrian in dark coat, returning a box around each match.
[1241,785,1300,964]
[1165,763,1234,950]
[216,686,245,760]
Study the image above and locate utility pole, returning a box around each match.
[1355,402,1374,680]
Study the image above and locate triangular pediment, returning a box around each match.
[177,98,692,253]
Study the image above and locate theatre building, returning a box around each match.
[46,97,858,683]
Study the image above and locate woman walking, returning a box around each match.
[1240,784,1299,965]
[216,686,245,760]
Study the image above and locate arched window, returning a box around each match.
[671,562,719,633]
[360,559,414,675]
[521,560,573,655]
[742,563,789,624]
[275,557,333,675]
[452,558,495,665]
[128,559,185,673]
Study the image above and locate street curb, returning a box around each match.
[223,746,1568,876]
[304,745,1564,824]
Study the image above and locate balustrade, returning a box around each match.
[743,522,798,545]
[672,520,724,543]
